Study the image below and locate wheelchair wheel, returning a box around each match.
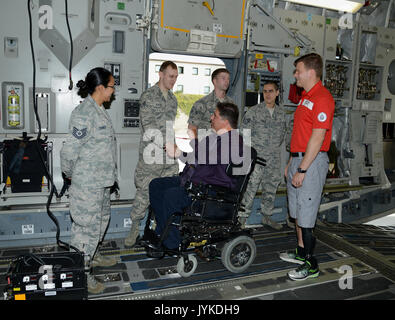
[176,254,197,277]
[221,236,256,273]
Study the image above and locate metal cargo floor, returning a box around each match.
[1,223,394,300]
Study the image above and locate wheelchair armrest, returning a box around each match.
[206,183,233,194]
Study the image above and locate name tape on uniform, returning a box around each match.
[301,99,314,110]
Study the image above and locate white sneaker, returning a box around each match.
[287,261,319,281]
[279,248,306,265]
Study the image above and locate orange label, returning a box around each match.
[14,294,26,300]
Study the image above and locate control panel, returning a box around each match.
[123,99,140,128]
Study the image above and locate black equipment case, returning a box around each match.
[4,252,87,300]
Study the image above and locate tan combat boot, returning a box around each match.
[87,274,105,295]
[262,215,283,230]
[91,252,117,268]
[124,220,140,247]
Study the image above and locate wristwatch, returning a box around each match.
[297,167,307,173]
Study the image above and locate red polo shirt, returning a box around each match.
[290,81,335,152]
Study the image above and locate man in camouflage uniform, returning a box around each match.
[60,74,118,294]
[188,68,233,139]
[125,61,180,247]
[240,81,291,230]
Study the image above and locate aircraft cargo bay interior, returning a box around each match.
[0,0,395,303]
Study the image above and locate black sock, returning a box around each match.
[296,245,306,258]
[301,227,318,268]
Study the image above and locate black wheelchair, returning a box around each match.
[139,147,265,277]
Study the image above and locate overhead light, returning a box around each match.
[285,0,365,13]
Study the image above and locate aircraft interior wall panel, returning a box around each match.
[348,110,386,184]
[0,1,37,135]
[248,8,301,51]
[1,0,146,132]
[324,17,339,61]
[0,0,145,202]
[0,205,131,249]
[375,26,395,123]
[353,25,385,113]
[273,8,325,56]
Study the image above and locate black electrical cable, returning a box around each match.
[27,0,80,255]
[65,0,74,90]
[27,0,39,138]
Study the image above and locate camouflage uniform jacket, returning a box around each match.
[60,95,117,187]
[138,84,178,156]
[240,103,290,164]
[188,91,234,131]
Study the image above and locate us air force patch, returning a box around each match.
[72,127,87,139]
[318,112,327,122]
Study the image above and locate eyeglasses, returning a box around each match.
[107,85,115,89]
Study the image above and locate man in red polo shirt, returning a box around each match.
[280,53,334,281]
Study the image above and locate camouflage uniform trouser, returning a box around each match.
[69,183,111,265]
[131,159,179,221]
[241,159,281,217]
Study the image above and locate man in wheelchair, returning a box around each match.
[140,102,263,276]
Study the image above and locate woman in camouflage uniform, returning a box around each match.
[60,67,118,294]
